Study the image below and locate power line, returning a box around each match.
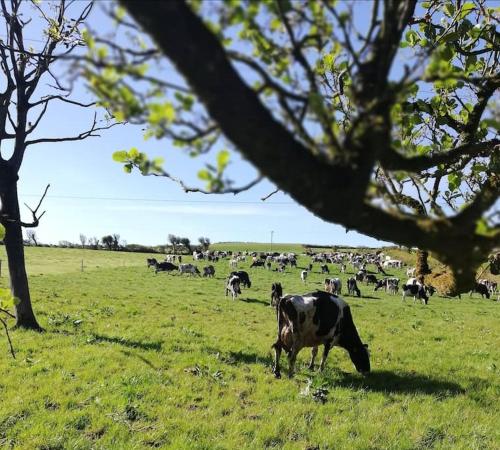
[18,193,294,205]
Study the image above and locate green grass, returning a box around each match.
[0,246,499,449]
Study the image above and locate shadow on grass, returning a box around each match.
[359,295,381,300]
[240,297,269,306]
[120,349,158,369]
[333,370,465,396]
[220,350,274,366]
[89,333,163,351]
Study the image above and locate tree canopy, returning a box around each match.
[86,0,499,293]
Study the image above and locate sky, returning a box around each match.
[6,1,397,248]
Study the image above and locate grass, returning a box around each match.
[0,246,498,449]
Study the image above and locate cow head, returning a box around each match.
[348,344,371,375]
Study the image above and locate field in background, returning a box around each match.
[0,246,498,449]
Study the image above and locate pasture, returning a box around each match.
[0,246,499,449]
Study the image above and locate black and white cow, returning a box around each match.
[402,283,429,304]
[225,275,241,300]
[324,278,341,295]
[364,274,378,285]
[202,265,215,277]
[179,263,201,276]
[230,271,251,288]
[301,270,308,283]
[250,260,265,268]
[148,258,178,274]
[271,282,283,307]
[355,270,366,282]
[470,282,490,299]
[272,291,370,378]
[347,277,361,297]
[320,264,330,274]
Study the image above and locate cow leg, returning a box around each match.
[272,342,282,379]
[308,346,318,370]
[319,342,332,371]
[287,347,299,378]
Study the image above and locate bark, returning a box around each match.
[0,173,41,330]
[415,249,431,278]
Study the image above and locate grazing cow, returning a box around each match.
[225,275,241,300]
[324,278,341,294]
[250,260,265,268]
[149,259,178,274]
[301,270,308,283]
[347,277,361,297]
[478,279,497,294]
[230,271,251,288]
[340,263,346,274]
[229,259,238,269]
[320,264,330,274]
[179,263,201,276]
[406,267,416,278]
[470,282,490,299]
[364,274,378,285]
[402,284,429,304]
[290,258,297,268]
[355,270,366,282]
[387,279,399,295]
[147,258,157,268]
[266,261,272,270]
[271,282,283,307]
[202,265,215,278]
[272,291,370,378]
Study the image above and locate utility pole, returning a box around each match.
[270,230,274,253]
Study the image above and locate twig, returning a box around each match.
[0,316,15,358]
[261,188,280,202]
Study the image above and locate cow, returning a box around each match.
[148,259,178,274]
[301,270,308,283]
[272,291,370,378]
[406,267,416,278]
[325,277,341,295]
[470,282,491,299]
[202,265,215,277]
[225,275,241,300]
[340,263,347,274]
[402,283,429,304]
[179,263,201,276]
[250,260,265,268]
[271,282,283,307]
[147,258,157,268]
[364,274,378,285]
[355,270,366,282]
[230,271,251,288]
[229,259,238,269]
[320,264,330,274]
[266,261,272,270]
[347,277,361,297]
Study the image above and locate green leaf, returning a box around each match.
[198,169,212,181]
[123,164,133,173]
[216,150,230,173]
[0,288,16,310]
[112,150,129,162]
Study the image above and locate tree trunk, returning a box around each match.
[0,178,41,330]
[416,249,431,278]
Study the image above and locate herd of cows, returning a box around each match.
[146,249,497,378]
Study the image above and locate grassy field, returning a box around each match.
[0,246,498,449]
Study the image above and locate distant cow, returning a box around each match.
[470,282,490,299]
[230,271,251,288]
[402,283,429,304]
[272,291,370,378]
[347,277,361,297]
[148,258,178,274]
[324,278,341,295]
[271,282,283,307]
[202,265,215,277]
[320,264,329,274]
[301,270,308,283]
[225,275,241,300]
[364,274,378,285]
[250,260,265,268]
[179,264,200,276]
[355,270,366,282]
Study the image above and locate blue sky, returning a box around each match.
[12,1,394,248]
